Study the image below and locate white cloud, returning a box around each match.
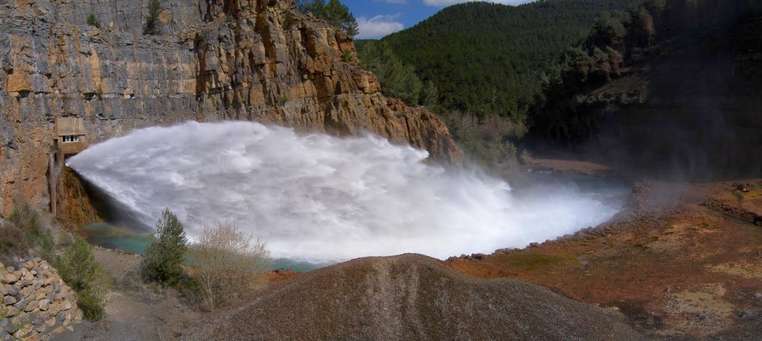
[357,15,405,39]
[423,0,534,7]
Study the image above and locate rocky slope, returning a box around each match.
[189,254,643,340]
[0,0,460,217]
[448,180,762,338]
[1,257,82,340]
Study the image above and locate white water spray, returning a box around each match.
[68,121,623,262]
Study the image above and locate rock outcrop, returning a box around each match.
[1,258,82,340]
[0,0,461,216]
[189,254,643,340]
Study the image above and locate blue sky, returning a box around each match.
[345,0,535,39]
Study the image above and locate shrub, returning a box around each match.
[1,204,54,261]
[298,0,358,36]
[341,51,353,63]
[189,224,269,310]
[76,288,106,320]
[56,238,109,321]
[86,14,100,28]
[144,0,162,35]
[141,208,188,286]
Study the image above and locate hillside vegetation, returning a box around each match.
[358,0,641,121]
[356,0,642,168]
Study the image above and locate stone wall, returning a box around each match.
[0,0,461,217]
[0,258,82,340]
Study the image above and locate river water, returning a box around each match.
[69,121,627,264]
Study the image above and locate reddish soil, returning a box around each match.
[446,180,762,338]
[262,269,299,284]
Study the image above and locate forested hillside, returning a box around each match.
[358,0,641,121]
[528,0,762,178]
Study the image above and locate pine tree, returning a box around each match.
[144,0,162,35]
[56,238,108,320]
[298,0,358,37]
[141,208,188,286]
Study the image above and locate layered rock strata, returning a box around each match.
[0,0,461,217]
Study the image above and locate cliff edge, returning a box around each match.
[0,0,461,216]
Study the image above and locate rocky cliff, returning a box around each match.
[0,0,461,216]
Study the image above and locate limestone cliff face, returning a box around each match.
[0,0,461,216]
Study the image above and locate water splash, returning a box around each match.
[68,121,623,262]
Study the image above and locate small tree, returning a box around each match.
[56,238,109,320]
[144,0,162,35]
[141,208,188,286]
[189,223,269,310]
[298,0,358,37]
[86,14,100,28]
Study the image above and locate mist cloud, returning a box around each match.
[68,121,622,262]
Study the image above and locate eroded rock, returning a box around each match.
[0,0,461,216]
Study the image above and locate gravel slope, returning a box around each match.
[188,254,643,341]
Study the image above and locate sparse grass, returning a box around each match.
[499,252,567,272]
[277,95,289,106]
[1,204,109,320]
[0,204,54,261]
[341,51,353,63]
[732,190,744,201]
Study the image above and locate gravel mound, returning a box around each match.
[188,254,643,340]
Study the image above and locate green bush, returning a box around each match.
[86,14,100,28]
[141,208,188,286]
[56,238,109,321]
[77,288,106,320]
[341,51,353,63]
[144,0,162,35]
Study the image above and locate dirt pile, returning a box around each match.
[189,254,642,341]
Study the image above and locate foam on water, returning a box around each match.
[68,121,622,262]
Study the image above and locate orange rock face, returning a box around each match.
[0,0,461,217]
[447,180,762,338]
